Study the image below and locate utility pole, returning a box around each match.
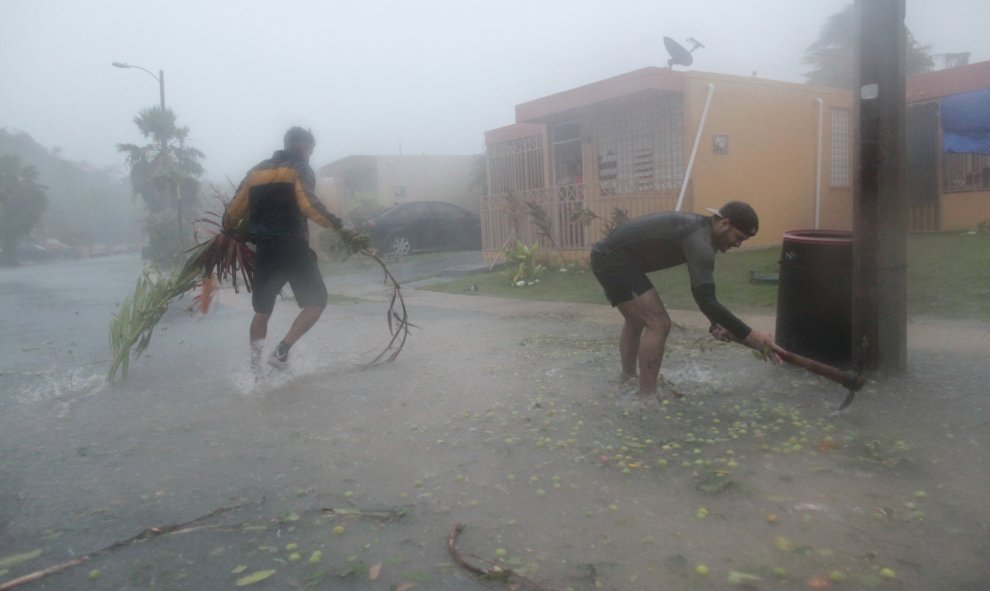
[112,62,165,111]
[112,62,183,247]
[852,0,908,373]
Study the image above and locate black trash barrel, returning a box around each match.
[775,229,852,368]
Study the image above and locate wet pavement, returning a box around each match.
[1,253,988,590]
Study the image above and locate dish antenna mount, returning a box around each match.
[663,36,705,69]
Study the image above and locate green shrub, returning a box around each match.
[503,241,545,286]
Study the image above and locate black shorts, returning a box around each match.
[590,244,654,307]
[252,239,328,314]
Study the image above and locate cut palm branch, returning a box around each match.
[107,194,411,382]
[106,253,204,381]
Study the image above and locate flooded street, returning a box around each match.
[1,254,988,590]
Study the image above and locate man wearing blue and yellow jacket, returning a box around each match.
[224,127,360,377]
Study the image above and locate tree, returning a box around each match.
[802,3,933,89]
[1,128,141,248]
[117,107,205,262]
[0,155,48,266]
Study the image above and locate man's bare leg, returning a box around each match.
[617,306,644,383]
[250,312,271,377]
[280,305,325,347]
[617,289,672,398]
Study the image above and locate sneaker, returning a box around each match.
[268,346,289,370]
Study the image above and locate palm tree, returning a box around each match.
[117,107,204,212]
[803,3,933,89]
[0,155,48,266]
[117,107,204,261]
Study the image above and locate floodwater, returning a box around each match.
[1,253,988,590]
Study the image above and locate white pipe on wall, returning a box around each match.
[676,82,715,212]
[814,97,824,229]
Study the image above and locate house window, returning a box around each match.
[829,108,852,188]
[594,93,683,195]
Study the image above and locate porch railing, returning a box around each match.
[908,202,940,232]
[481,180,688,255]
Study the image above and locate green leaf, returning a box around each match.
[235,569,276,586]
[696,472,733,494]
[0,548,41,570]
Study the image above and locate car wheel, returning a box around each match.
[388,235,411,256]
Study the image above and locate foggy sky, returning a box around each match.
[2,0,988,184]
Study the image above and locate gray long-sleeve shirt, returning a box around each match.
[596,212,752,339]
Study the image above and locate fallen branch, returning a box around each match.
[0,503,247,591]
[446,523,560,591]
[359,249,415,367]
[320,505,411,523]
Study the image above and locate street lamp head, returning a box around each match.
[113,61,166,110]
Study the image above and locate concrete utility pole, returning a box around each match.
[112,62,183,247]
[853,0,908,373]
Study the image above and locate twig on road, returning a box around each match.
[447,522,561,591]
[0,503,248,591]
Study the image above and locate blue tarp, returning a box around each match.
[941,88,990,155]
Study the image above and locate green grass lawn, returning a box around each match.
[422,233,990,321]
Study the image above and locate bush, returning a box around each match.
[503,240,545,286]
[143,210,185,266]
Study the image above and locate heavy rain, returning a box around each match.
[2,2,989,591]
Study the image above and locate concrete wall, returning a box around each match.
[681,73,854,247]
[942,190,990,231]
[320,154,481,214]
[374,155,480,213]
[306,178,343,250]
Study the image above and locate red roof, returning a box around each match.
[907,60,990,103]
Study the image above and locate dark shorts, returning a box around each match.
[252,239,327,314]
[590,245,654,307]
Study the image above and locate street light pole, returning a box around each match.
[112,61,183,248]
[112,62,165,111]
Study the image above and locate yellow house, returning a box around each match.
[482,67,854,258]
[906,60,990,231]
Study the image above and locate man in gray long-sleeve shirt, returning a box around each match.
[591,201,782,398]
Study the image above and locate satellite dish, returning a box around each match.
[663,36,705,69]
